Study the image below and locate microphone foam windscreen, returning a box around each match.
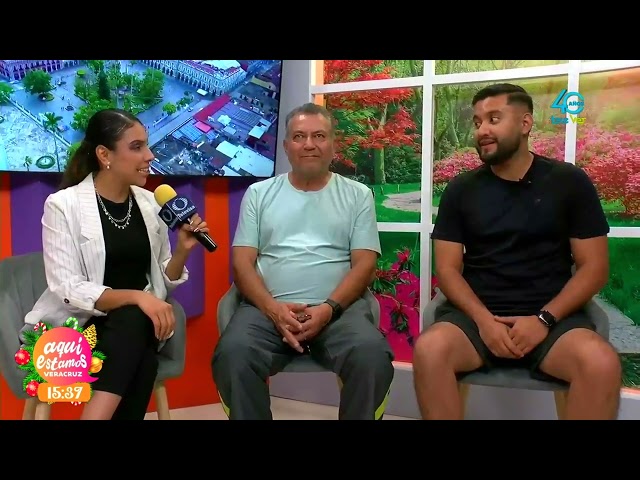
[154,184,178,207]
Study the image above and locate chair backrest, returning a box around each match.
[217,283,381,335]
[0,252,48,396]
[0,253,48,330]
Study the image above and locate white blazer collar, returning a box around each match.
[77,174,102,241]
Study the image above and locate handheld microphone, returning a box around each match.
[153,184,218,253]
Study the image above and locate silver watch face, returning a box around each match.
[538,314,552,326]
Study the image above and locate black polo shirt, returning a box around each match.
[431,154,610,316]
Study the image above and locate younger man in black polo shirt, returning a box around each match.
[413,83,622,420]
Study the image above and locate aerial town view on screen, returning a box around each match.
[0,60,282,177]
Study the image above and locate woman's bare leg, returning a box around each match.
[80,392,122,420]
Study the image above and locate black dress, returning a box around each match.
[99,193,151,292]
[85,192,160,419]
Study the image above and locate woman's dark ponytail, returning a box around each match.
[59,140,99,189]
[58,108,142,190]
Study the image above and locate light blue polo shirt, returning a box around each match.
[233,172,381,305]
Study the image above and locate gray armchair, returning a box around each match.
[0,252,187,420]
[422,288,611,419]
[216,283,381,375]
[154,295,187,419]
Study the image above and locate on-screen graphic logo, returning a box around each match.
[14,318,107,406]
[550,89,585,125]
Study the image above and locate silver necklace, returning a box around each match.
[95,188,133,230]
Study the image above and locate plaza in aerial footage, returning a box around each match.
[0,60,281,177]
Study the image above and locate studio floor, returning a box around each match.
[144,397,416,420]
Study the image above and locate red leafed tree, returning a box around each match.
[324,60,420,185]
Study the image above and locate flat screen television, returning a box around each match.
[0,60,283,178]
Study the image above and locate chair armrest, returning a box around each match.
[422,288,447,328]
[0,297,28,396]
[363,288,381,328]
[584,298,610,340]
[159,297,187,368]
[217,284,242,334]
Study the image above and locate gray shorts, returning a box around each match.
[433,301,595,382]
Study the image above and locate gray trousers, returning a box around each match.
[212,297,395,420]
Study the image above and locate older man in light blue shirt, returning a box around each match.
[212,103,394,420]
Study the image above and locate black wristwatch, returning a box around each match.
[537,310,557,328]
[323,299,343,322]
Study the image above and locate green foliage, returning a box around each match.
[71,98,115,131]
[383,60,423,78]
[22,329,39,346]
[0,81,15,103]
[22,70,54,96]
[91,350,107,361]
[621,355,640,389]
[18,322,53,390]
[384,145,421,184]
[600,238,640,327]
[600,104,640,133]
[72,62,164,130]
[137,68,164,104]
[433,75,567,162]
[86,60,105,74]
[97,71,111,101]
[22,370,44,391]
[163,102,177,115]
[379,232,420,276]
[434,60,567,75]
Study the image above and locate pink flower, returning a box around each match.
[374,247,421,361]
[397,249,410,264]
[433,126,640,217]
[433,132,566,184]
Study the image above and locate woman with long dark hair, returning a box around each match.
[25,108,207,420]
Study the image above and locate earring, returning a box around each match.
[106,163,110,170]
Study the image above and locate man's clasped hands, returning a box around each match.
[265,302,333,353]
